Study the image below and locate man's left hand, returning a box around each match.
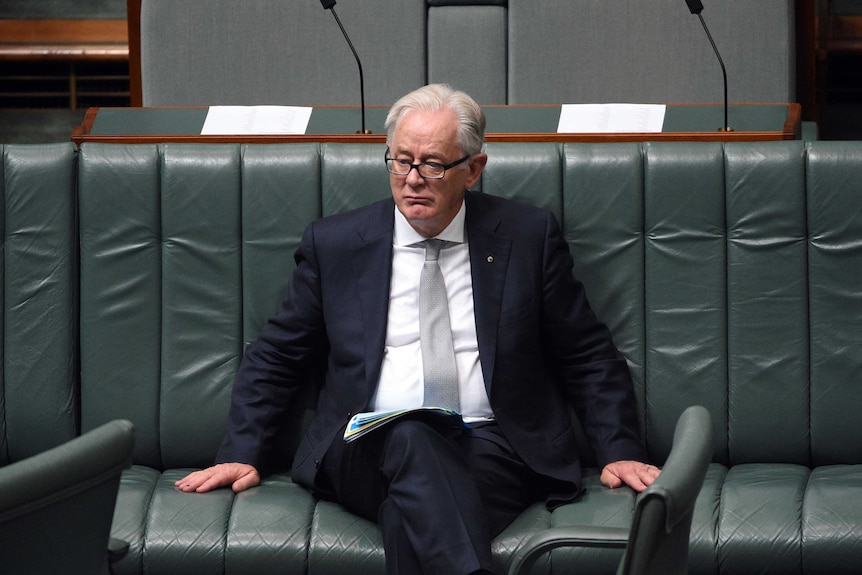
[601,460,661,492]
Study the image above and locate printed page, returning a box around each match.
[201,106,313,135]
[557,104,666,133]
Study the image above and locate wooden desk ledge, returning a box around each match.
[0,19,128,61]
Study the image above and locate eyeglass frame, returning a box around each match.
[384,147,472,179]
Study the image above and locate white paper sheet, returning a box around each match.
[200,106,313,135]
[557,104,666,133]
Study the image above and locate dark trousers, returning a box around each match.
[321,419,548,575]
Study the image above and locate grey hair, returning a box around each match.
[385,84,486,156]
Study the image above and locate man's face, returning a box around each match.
[388,108,486,238]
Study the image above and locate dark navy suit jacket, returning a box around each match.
[217,190,646,495]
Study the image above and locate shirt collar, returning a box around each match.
[393,201,466,247]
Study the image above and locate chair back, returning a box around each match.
[0,420,134,575]
[619,405,713,575]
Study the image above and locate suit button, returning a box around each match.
[314,459,320,469]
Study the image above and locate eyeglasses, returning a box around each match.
[384,148,471,179]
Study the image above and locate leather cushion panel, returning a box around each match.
[79,143,164,467]
[2,143,78,462]
[113,469,316,575]
[308,500,386,575]
[725,142,809,465]
[240,144,322,346]
[807,142,862,464]
[688,463,728,575]
[143,469,235,574]
[643,142,728,463]
[802,465,862,575]
[159,144,244,469]
[110,466,161,575]
[226,475,316,575]
[321,144,391,218]
[716,464,809,575]
[482,142,563,222]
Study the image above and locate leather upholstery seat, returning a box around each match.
[3,140,862,574]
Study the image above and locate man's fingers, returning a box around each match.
[174,463,260,493]
[601,461,662,493]
[174,469,212,492]
[232,469,261,493]
[600,467,623,489]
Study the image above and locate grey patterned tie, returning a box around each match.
[419,239,460,411]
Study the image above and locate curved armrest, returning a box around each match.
[507,525,629,575]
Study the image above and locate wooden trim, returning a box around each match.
[0,19,127,43]
[72,104,802,146]
[127,0,143,106]
[0,19,128,60]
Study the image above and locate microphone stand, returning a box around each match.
[695,12,732,132]
[322,2,371,134]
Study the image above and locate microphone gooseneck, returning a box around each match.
[697,13,731,132]
[685,1,732,132]
[320,1,370,134]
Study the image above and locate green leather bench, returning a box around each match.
[2,140,861,574]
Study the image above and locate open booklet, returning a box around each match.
[343,406,469,443]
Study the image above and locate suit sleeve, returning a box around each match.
[539,212,648,467]
[216,223,328,468]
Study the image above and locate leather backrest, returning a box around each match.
[75,141,862,471]
[78,143,324,469]
[806,142,862,465]
[562,140,862,467]
[562,141,812,465]
[0,144,78,465]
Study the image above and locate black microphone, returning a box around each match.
[684,0,732,132]
[319,0,370,134]
[685,0,704,14]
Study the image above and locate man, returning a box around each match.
[178,84,659,574]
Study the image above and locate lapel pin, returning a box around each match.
[487,255,494,263]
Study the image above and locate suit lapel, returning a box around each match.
[350,201,395,401]
[465,193,511,392]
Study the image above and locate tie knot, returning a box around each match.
[422,239,445,261]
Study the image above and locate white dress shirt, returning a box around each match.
[370,202,493,423]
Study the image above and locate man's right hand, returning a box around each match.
[175,463,261,493]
